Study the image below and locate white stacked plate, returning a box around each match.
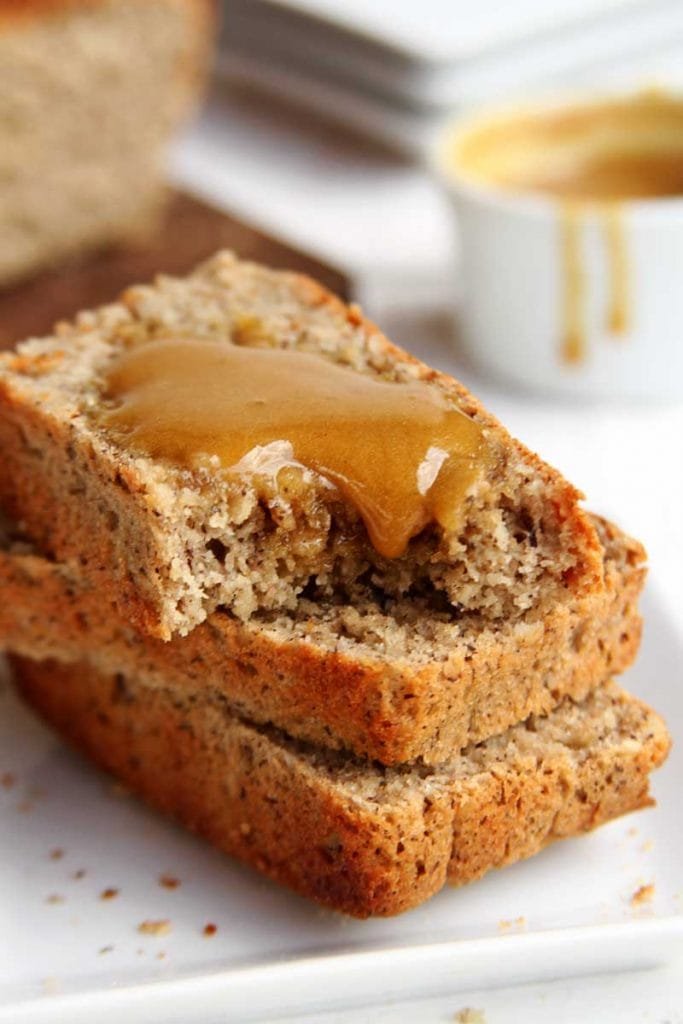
[217,0,683,152]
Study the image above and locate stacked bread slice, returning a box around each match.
[0,252,670,916]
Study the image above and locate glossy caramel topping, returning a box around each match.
[493,150,683,201]
[451,92,683,202]
[101,339,492,558]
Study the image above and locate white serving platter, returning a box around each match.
[220,0,683,111]
[235,0,644,66]
[1,578,681,1023]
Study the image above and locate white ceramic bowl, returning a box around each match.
[432,95,683,400]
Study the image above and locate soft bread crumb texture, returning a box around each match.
[12,656,671,917]
[0,502,644,765]
[0,0,211,287]
[0,251,603,640]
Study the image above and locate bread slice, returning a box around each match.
[0,0,212,288]
[0,251,604,641]
[0,512,645,764]
[10,655,670,917]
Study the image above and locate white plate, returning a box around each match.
[221,0,683,110]
[1,584,681,1023]
[241,0,642,65]
[216,38,683,156]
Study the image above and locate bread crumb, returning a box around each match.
[138,919,172,937]
[641,840,654,853]
[73,868,87,880]
[454,1009,486,1023]
[100,887,119,900]
[16,799,34,813]
[203,922,217,937]
[158,873,180,890]
[498,916,525,931]
[45,893,64,905]
[49,848,64,861]
[99,945,114,955]
[631,883,655,907]
[1,771,15,789]
[42,976,61,994]
[628,826,639,837]
[156,951,167,960]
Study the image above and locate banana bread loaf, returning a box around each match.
[0,0,212,287]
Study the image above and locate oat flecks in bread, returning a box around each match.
[0,512,645,764]
[11,656,670,918]
[0,0,212,288]
[0,251,603,640]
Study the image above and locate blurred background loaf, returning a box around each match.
[0,0,213,288]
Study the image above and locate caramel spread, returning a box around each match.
[450,91,683,363]
[452,93,683,202]
[101,339,492,558]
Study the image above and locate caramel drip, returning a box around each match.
[560,201,631,365]
[101,339,494,559]
[603,203,629,335]
[561,203,586,364]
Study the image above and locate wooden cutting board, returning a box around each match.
[0,190,348,350]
